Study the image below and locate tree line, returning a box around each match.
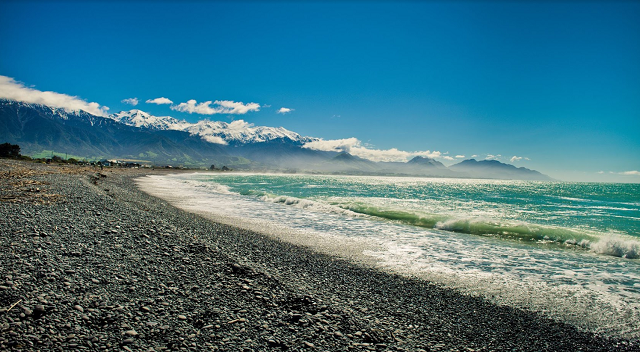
[0,142,21,158]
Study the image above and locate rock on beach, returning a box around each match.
[0,159,637,351]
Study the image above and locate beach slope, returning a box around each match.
[0,160,637,351]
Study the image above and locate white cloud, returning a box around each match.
[216,100,261,114]
[302,138,444,162]
[355,147,443,162]
[351,148,408,162]
[172,99,260,115]
[121,97,138,106]
[201,135,228,145]
[471,155,478,158]
[146,97,173,105]
[443,156,454,161]
[0,75,109,116]
[486,154,502,160]
[303,138,360,153]
[510,156,531,162]
[620,171,640,176]
[455,155,465,159]
[277,107,294,114]
[414,150,443,159]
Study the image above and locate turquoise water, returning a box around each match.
[199,174,640,255]
[137,173,640,339]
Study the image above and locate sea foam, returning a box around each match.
[590,234,640,259]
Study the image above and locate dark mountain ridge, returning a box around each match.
[449,159,551,181]
[0,99,553,180]
[0,99,231,165]
[407,156,447,168]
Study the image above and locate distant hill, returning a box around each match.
[319,152,379,174]
[407,156,446,168]
[450,159,553,180]
[0,99,553,180]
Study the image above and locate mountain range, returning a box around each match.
[0,99,552,180]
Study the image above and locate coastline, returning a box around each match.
[0,160,637,351]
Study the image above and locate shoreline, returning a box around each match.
[1,160,638,351]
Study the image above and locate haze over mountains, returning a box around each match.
[0,99,552,180]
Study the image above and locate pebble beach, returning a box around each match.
[0,159,638,352]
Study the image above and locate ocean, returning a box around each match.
[136,173,640,339]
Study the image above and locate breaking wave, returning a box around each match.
[261,194,361,217]
[341,203,640,259]
[180,178,234,194]
[283,200,640,259]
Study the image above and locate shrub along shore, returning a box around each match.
[0,159,637,351]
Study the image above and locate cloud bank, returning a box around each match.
[172,99,260,115]
[620,170,640,176]
[302,138,444,162]
[277,107,293,114]
[121,97,138,106]
[0,75,109,116]
[146,97,173,105]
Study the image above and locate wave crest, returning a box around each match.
[590,235,640,259]
[261,194,361,217]
[341,203,640,259]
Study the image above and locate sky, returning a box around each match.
[0,1,639,182]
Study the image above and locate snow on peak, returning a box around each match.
[108,109,309,145]
[110,109,187,130]
[2,99,100,122]
[183,119,307,144]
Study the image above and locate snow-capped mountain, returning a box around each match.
[0,99,552,179]
[3,100,108,126]
[0,99,234,165]
[183,119,312,145]
[109,109,313,145]
[109,109,189,130]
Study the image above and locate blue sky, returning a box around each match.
[1,1,639,181]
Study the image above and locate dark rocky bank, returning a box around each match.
[0,160,637,351]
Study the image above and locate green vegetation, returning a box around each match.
[5,143,254,170]
[139,151,158,159]
[30,149,101,161]
[1,143,88,164]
